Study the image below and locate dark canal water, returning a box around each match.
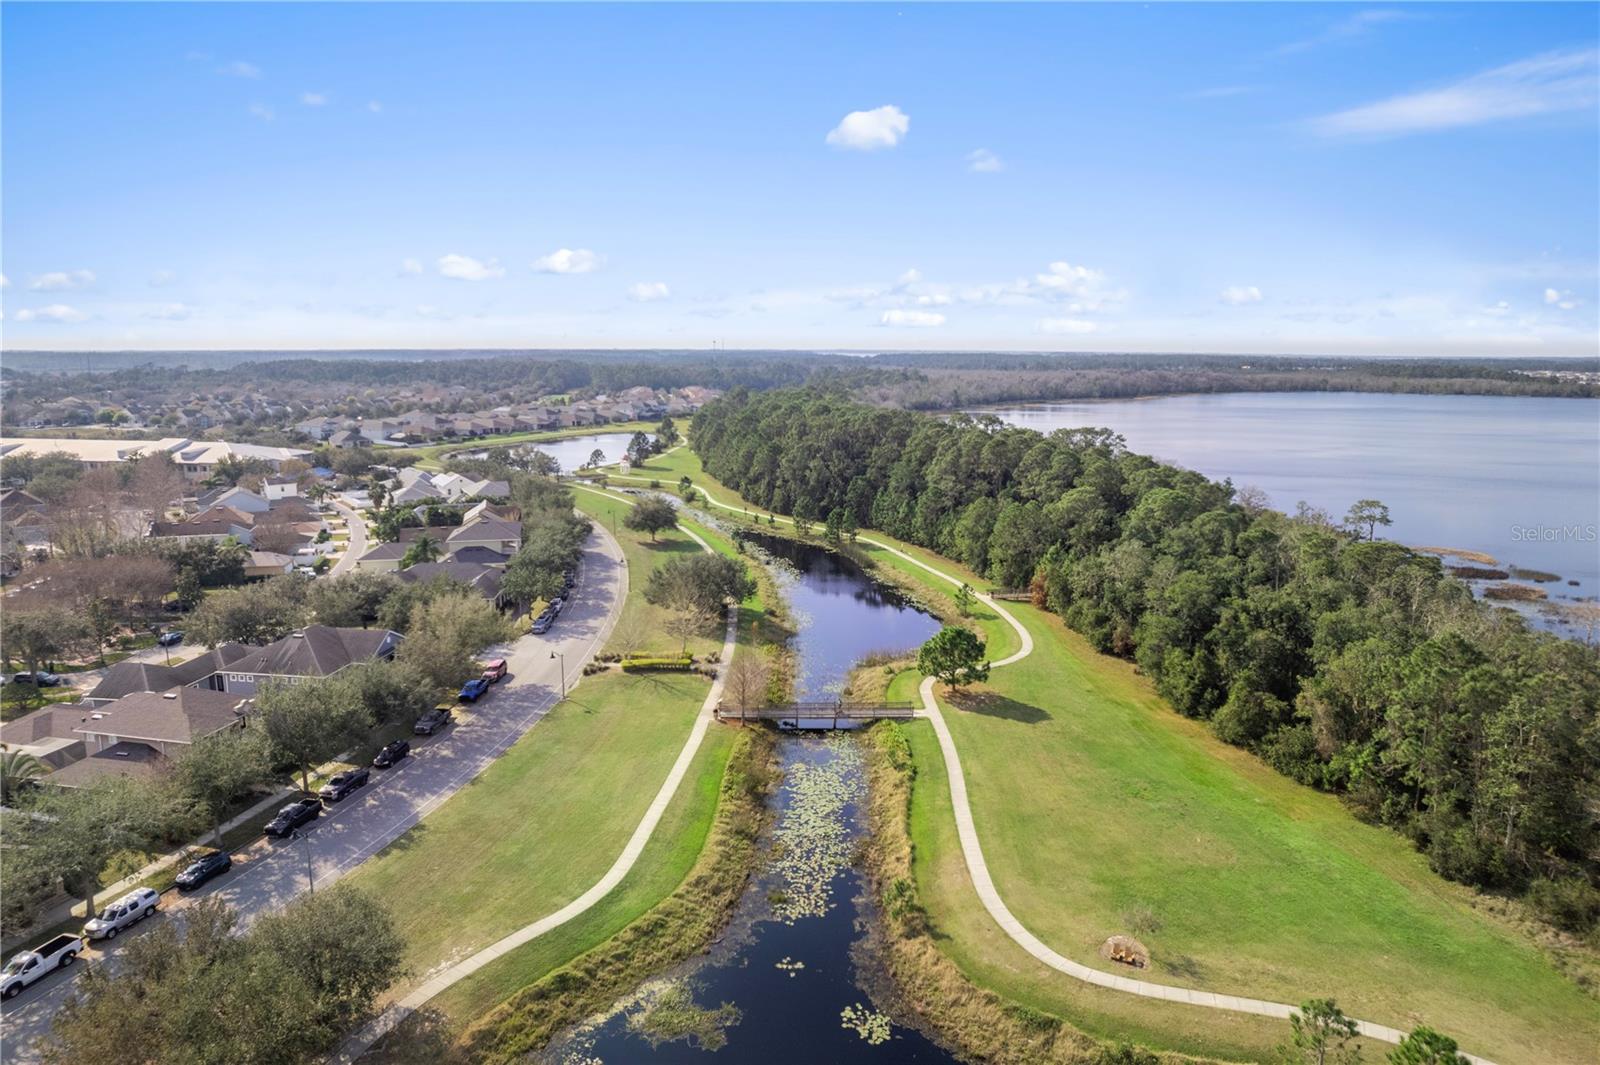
[543,535,956,1065]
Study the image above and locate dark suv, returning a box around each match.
[264,798,322,838]
[414,706,453,735]
[318,768,370,802]
[372,739,410,768]
[175,850,233,891]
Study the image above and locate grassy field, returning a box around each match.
[618,442,1600,1063]
[345,669,710,1000]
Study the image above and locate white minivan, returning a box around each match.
[82,887,160,941]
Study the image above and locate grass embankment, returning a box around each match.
[620,443,1600,1063]
[863,721,1223,1065]
[446,726,778,1063]
[346,670,710,1002]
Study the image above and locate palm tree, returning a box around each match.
[401,535,441,568]
[1,750,46,805]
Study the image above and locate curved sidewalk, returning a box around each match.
[602,469,1496,1064]
[333,486,737,1062]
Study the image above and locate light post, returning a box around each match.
[550,650,566,698]
[291,829,314,894]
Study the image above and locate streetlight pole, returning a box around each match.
[549,650,566,698]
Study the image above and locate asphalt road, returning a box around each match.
[327,499,368,577]
[0,525,624,1063]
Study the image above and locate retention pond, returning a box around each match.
[544,532,958,1064]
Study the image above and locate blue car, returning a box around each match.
[459,677,492,702]
[157,630,184,647]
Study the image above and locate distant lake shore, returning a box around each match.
[975,391,1600,637]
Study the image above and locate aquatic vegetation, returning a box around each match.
[840,1002,892,1045]
[626,980,742,1051]
[774,956,806,978]
[769,734,865,924]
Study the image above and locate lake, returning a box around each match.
[463,431,638,474]
[980,392,1600,633]
[544,534,957,1064]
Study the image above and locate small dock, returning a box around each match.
[985,587,1033,601]
[715,701,919,730]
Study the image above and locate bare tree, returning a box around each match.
[721,652,770,711]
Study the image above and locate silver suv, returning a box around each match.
[83,887,160,941]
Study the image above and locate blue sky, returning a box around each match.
[3,2,1596,355]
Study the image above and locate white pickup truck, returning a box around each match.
[2,933,82,999]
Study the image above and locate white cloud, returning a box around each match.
[367,100,383,113]
[399,258,424,276]
[29,269,95,291]
[437,253,505,281]
[966,148,1005,173]
[533,248,605,274]
[1029,261,1123,310]
[1481,300,1513,317]
[15,304,87,323]
[627,281,671,302]
[825,105,909,151]
[249,102,275,122]
[218,60,260,79]
[300,91,328,107]
[0,273,8,288]
[1220,285,1264,305]
[149,269,177,287]
[1311,48,1599,137]
[143,303,195,320]
[1278,9,1415,55]
[1544,287,1578,310]
[880,309,944,327]
[1039,317,1099,335]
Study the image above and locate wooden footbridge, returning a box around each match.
[715,700,919,729]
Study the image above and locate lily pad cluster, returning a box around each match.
[840,1002,892,1045]
[769,735,864,924]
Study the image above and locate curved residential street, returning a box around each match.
[0,524,625,1064]
[605,468,1499,1065]
[328,498,368,577]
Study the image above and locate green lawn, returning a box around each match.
[623,442,1600,1063]
[429,725,735,1019]
[345,670,710,999]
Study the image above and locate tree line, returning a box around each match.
[691,389,1600,931]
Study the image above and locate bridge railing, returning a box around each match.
[715,700,918,724]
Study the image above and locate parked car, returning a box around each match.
[372,739,410,768]
[174,850,232,891]
[563,570,576,591]
[319,767,370,802]
[530,613,553,635]
[548,596,565,615]
[414,705,454,735]
[480,658,507,683]
[459,677,491,702]
[156,630,184,647]
[264,798,322,838]
[2,935,82,999]
[82,887,159,941]
[11,671,61,687]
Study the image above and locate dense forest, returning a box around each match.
[692,389,1600,926]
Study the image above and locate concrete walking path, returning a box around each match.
[331,484,738,1062]
[600,468,1497,1063]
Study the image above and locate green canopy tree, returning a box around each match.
[1387,1028,1469,1065]
[917,626,990,690]
[1276,998,1361,1065]
[624,497,678,542]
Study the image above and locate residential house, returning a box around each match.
[262,475,301,501]
[396,561,505,605]
[245,551,295,578]
[85,644,252,706]
[206,625,403,694]
[352,542,408,573]
[445,517,522,557]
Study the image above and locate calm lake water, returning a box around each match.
[982,392,1600,631]
[466,431,637,474]
[546,536,956,1064]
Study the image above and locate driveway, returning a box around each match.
[328,499,368,577]
[0,525,625,1063]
